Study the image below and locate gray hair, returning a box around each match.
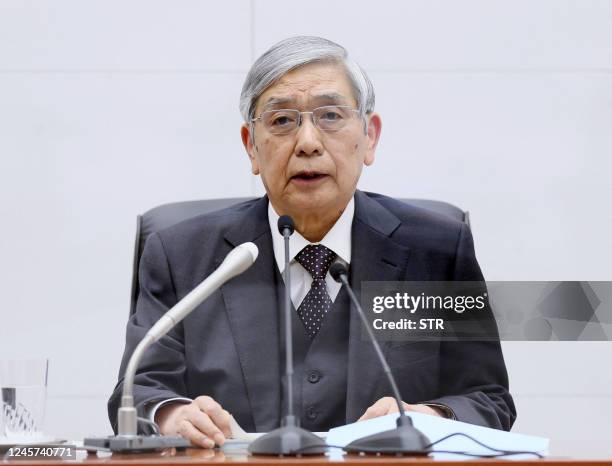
[239,36,375,123]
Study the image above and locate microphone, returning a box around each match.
[276,216,296,422]
[277,215,295,236]
[145,242,258,341]
[248,216,326,456]
[84,242,259,453]
[329,262,432,456]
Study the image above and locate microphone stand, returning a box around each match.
[330,263,431,456]
[84,243,259,453]
[248,216,326,456]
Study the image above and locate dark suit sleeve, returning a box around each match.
[423,224,517,431]
[107,232,188,434]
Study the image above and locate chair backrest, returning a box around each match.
[129,196,470,316]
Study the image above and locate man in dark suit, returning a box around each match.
[109,36,515,448]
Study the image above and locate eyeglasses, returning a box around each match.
[251,105,361,135]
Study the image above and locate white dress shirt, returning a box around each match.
[268,197,354,307]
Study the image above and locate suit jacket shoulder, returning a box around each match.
[354,191,472,276]
[147,197,270,294]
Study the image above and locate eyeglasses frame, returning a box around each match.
[250,105,363,135]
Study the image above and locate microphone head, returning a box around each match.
[277,215,295,235]
[236,241,259,263]
[330,262,348,282]
[223,242,259,276]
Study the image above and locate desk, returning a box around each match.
[3,448,612,466]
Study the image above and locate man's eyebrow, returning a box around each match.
[262,97,295,108]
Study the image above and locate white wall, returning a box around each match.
[0,0,610,457]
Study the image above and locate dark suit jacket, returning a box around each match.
[108,191,516,433]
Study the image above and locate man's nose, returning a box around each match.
[294,113,323,156]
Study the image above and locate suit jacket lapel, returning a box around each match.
[221,196,282,432]
[345,191,412,423]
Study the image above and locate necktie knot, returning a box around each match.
[295,244,337,280]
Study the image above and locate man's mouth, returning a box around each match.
[291,171,328,183]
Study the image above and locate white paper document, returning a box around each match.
[326,412,549,460]
[224,412,547,460]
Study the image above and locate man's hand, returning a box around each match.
[155,396,232,448]
[358,397,444,421]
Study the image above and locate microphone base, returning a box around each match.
[83,435,191,453]
[343,419,432,456]
[248,425,327,456]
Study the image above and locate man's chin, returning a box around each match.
[279,190,337,214]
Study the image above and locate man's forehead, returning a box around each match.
[255,63,356,112]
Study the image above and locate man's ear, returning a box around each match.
[241,124,260,175]
[364,113,382,166]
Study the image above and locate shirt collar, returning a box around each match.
[268,197,354,274]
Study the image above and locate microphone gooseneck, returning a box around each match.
[85,242,259,453]
[329,262,407,421]
[278,215,295,419]
[330,261,432,456]
[119,242,259,436]
[248,216,327,456]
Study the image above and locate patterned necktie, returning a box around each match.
[295,244,337,339]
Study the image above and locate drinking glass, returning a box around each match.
[0,358,48,439]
